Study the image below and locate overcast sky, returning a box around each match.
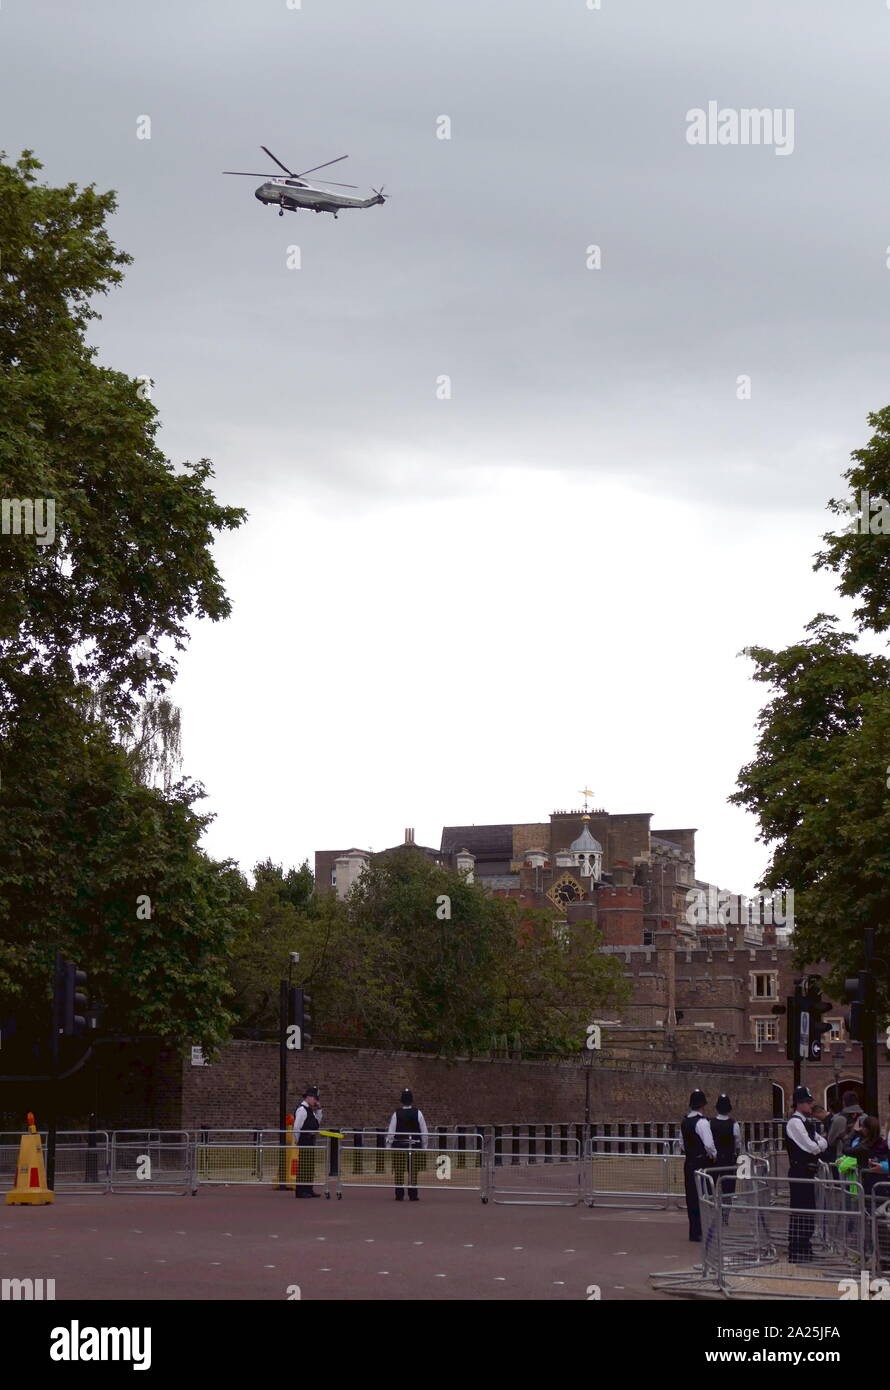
[3,0,889,893]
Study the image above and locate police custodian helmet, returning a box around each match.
[689,1089,707,1109]
[401,1088,414,1105]
[793,1085,814,1104]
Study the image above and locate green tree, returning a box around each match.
[0,151,247,1051]
[85,684,184,793]
[815,405,890,633]
[288,850,630,1055]
[733,407,890,1008]
[229,861,315,1033]
[492,910,629,1051]
[0,150,245,723]
[0,678,245,1050]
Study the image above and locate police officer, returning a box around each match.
[712,1094,741,1169]
[385,1088,428,1201]
[711,1094,741,1218]
[293,1085,322,1198]
[785,1084,827,1261]
[681,1089,716,1242]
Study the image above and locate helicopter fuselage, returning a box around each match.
[255,178,382,215]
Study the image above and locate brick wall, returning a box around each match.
[596,884,644,944]
[176,1041,774,1130]
[511,823,550,865]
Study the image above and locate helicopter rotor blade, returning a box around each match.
[296,155,349,177]
[261,146,297,176]
[223,171,277,176]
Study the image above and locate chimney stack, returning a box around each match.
[404,827,415,845]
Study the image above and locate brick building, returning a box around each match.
[315,804,888,1112]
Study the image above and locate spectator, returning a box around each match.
[825,1091,864,1163]
[839,1114,889,1197]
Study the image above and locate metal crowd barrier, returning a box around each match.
[491,1123,588,1165]
[336,1130,486,1199]
[652,1167,873,1299]
[585,1135,685,1209]
[0,1121,798,1212]
[0,1130,111,1194]
[871,1181,890,1273]
[490,1133,581,1205]
[194,1130,329,1195]
[109,1131,193,1195]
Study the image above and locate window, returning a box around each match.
[827,1018,843,1042]
[754,1018,778,1050]
[751,972,777,1000]
[642,929,654,945]
[330,870,337,886]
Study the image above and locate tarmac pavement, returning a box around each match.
[0,1187,695,1301]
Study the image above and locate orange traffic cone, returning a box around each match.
[6,1113,54,1206]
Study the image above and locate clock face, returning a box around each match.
[548,874,583,908]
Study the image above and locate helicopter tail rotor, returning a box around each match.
[371,186,389,204]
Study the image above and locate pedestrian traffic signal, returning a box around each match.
[301,991,313,1048]
[61,960,89,1038]
[804,978,833,1060]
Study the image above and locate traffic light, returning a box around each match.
[288,988,314,1050]
[804,978,833,1060]
[844,973,869,1041]
[61,960,89,1037]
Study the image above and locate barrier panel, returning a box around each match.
[194,1131,329,1193]
[53,1130,111,1193]
[492,1124,588,1166]
[652,1168,869,1299]
[491,1134,581,1205]
[871,1181,890,1273]
[1,1119,792,1207]
[717,1171,867,1299]
[0,1130,111,1194]
[585,1135,685,1209]
[336,1130,485,1200]
[110,1131,193,1195]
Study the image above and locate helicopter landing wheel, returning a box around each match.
[278,207,284,217]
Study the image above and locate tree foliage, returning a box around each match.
[0,150,245,725]
[0,678,245,1051]
[230,850,630,1054]
[228,861,315,1033]
[733,408,890,1008]
[816,405,890,634]
[0,151,247,1052]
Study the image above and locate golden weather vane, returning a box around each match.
[579,786,593,812]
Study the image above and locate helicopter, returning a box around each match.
[224,146,388,219]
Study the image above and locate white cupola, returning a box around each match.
[455,848,475,882]
[570,817,603,880]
